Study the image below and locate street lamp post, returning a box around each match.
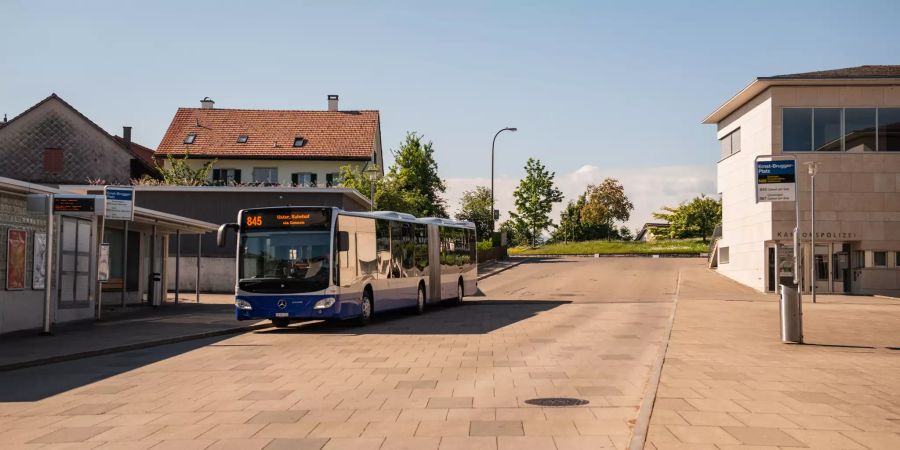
[806,161,820,304]
[364,162,380,211]
[491,127,517,233]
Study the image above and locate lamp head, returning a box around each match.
[805,161,820,176]
[507,127,518,132]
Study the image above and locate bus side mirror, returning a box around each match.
[217,223,238,247]
[337,231,350,252]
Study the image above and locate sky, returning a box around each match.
[2,0,899,230]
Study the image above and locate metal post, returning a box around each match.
[42,194,54,335]
[369,181,375,211]
[96,214,106,320]
[149,225,156,306]
[121,220,128,307]
[490,127,517,233]
[810,172,816,303]
[175,229,180,304]
[196,233,201,303]
[794,169,803,343]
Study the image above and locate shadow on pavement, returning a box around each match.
[0,335,232,402]
[256,299,570,336]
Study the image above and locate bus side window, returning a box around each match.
[391,221,403,278]
[376,219,391,279]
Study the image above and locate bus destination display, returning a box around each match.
[242,209,330,230]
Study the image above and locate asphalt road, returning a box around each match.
[0,257,697,450]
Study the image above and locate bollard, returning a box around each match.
[779,283,802,343]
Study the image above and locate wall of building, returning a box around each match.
[0,192,49,334]
[165,256,234,294]
[0,99,135,185]
[715,91,775,290]
[168,158,370,186]
[769,86,900,295]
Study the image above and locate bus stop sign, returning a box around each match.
[756,160,796,202]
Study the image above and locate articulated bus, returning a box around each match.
[217,207,478,326]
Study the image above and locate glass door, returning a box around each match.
[833,243,849,293]
[813,244,830,293]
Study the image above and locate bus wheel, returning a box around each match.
[356,290,373,326]
[271,318,291,328]
[456,280,464,304]
[416,284,426,315]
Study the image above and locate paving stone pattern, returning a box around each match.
[0,257,683,450]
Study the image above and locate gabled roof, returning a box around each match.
[703,65,900,124]
[112,136,156,167]
[1,93,157,171]
[155,107,380,160]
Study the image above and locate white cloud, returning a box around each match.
[445,164,716,233]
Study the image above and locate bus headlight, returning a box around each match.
[313,297,336,309]
[235,299,253,310]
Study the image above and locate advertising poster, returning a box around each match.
[32,232,47,289]
[6,229,27,290]
[98,243,110,282]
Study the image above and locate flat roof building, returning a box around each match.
[706,65,900,297]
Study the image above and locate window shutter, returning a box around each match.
[233,169,241,184]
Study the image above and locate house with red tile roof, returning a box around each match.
[155,95,383,187]
[0,94,158,185]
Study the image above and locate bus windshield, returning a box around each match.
[238,230,331,293]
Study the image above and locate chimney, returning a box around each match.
[123,126,132,147]
[327,94,339,112]
[200,97,215,109]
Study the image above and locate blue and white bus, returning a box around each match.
[217,207,478,327]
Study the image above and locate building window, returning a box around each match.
[878,108,900,152]
[293,137,306,148]
[719,246,730,264]
[252,167,278,184]
[813,108,842,152]
[326,172,341,187]
[873,251,887,267]
[783,107,900,152]
[783,108,812,151]
[184,133,196,144]
[291,172,317,187]
[844,108,876,152]
[719,128,741,160]
[237,135,249,144]
[43,148,64,173]
[212,168,241,185]
[896,251,900,267]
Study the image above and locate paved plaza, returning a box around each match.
[0,258,898,450]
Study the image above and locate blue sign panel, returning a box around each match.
[755,160,796,202]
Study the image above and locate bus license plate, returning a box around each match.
[275,312,289,318]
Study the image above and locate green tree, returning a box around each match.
[387,132,448,217]
[509,158,564,248]
[652,194,722,243]
[581,178,634,240]
[153,154,215,186]
[498,218,529,247]
[455,186,492,239]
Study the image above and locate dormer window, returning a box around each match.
[184,133,196,144]
[237,135,249,144]
[293,137,306,148]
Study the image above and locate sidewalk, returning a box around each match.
[645,266,900,450]
[0,295,268,371]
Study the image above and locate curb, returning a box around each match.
[0,321,271,372]
[477,258,530,281]
[629,268,680,450]
[507,253,704,258]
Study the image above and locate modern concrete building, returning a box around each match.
[155,95,383,186]
[706,65,900,296]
